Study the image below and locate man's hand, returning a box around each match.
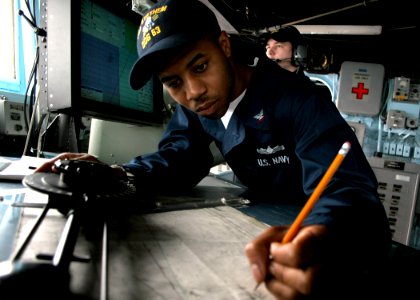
[245,225,328,299]
[35,152,101,173]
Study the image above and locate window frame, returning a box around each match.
[0,0,37,97]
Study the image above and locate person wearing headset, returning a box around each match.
[262,26,335,102]
[262,26,308,76]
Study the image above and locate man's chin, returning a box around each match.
[198,111,221,119]
[195,103,227,119]
[196,106,224,119]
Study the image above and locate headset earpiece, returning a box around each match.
[293,44,308,67]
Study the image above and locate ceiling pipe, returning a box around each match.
[282,0,380,26]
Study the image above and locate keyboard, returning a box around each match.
[0,156,50,181]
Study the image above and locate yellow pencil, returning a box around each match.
[282,141,351,243]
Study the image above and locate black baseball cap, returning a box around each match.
[129,0,221,90]
[259,26,303,46]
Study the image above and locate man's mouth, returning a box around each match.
[196,100,216,113]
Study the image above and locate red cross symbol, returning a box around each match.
[351,82,369,100]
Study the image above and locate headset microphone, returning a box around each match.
[273,58,291,63]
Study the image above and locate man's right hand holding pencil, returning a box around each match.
[245,224,329,299]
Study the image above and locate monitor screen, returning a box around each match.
[43,0,164,126]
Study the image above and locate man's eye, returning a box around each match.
[194,62,208,73]
[166,79,181,89]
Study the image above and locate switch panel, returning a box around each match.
[409,83,420,101]
[368,157,420,246]
[393,77,410,101]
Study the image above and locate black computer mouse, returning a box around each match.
[54,159,120,191]
[23,159,136,215]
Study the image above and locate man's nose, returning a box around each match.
[185,77,206,101]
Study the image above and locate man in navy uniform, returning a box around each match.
[37,0,390,298]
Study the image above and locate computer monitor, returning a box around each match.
[41,0,164,126]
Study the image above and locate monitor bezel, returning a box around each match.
[44,0,164,127]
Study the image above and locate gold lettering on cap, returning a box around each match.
[151,26,161,37]
[142,32,151,49]
[141,25,162,49]
[140,5,168,26]
[139,5,167,49]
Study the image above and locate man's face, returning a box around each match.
[158,32,234,119]
[265,38,293,62]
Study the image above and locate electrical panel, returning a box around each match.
[392,77,411,101]
[409,82,420,101]
[386,78,420,131]
[368,157,420,246]
[336,61,385,116]
[380,77,420,162]
[0,100,27,136]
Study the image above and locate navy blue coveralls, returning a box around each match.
[123,58,391,282]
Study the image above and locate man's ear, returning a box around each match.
[218,31,231,58]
